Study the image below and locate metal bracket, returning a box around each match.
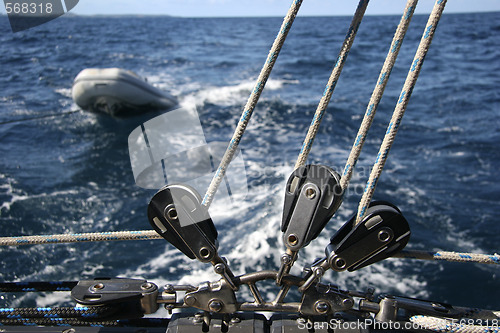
[184,279,238,314]
[148,184,218,262]
[71,278,159,315]
[281,164,343,250]
[326,201,410,272]
[299,284,354,316]
[360,295,473,322]
[277,164,343,284]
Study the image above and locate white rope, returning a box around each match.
[0,109,81,125]
[356,0,447,224]
[340,0,418,191]
[411,313,500,333]
[295,0,369,170]
[201,0,303,208]
[0,230,161,246]
[394,250,500,265]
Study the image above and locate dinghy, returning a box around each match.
[71,68,177,116]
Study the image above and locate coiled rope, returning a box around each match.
[295,0,369,170]
[201,0,303,208]
[340,0,418,191]
[356,0,447,223]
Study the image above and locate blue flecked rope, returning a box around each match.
[356,0,448,223]
[0,306,110,319]
[340,0,418,191]
[294,0,370,170]
[201,0,303,208]
[394,250,500,265]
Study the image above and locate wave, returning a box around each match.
[178,78,299,108]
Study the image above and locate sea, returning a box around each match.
[0,10,499,311]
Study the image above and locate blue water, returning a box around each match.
[0,11,499,310]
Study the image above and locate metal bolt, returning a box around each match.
[141,282,154,290]
[334,257,346,269]
[184,295,197,306]
[166,207,178,220]
[342,298,354,309]
[164,284,175,293]
[314,267,325,278]
[287,234,298,246]
[431,303,447,311]
[231,316,241,323]
[378,230,391,242]
[200,247,212,259]
[281,253,292,264]
[165,304,174,314]
[209,299,223,312]
[315,301,330,314]
[366,287,375,301]
[193,312,204,324]
[92,283,104,291]
[214,263,225,274]
[305,187,316,199]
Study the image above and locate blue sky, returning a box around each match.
[1,0,500,17]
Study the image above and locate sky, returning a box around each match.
[1,0,500,17]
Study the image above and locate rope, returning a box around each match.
[0,317,169,327]
[0,109,81,126]
[201,0,303,208]
[0,306,117,319]
[393,250,500,265]
[355,0,447,224]
[0,318,120,327]
[0,281,78,292]
[294,0,369,170]
[0,230,161,247]
[411,314,500,333]
[340,0,418,191]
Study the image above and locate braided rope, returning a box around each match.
[394,250,500,265]
[0,281,77,292]
[411,314,500,333]
[0,318,119,327]
[201,0,303,208]
[0,317,169,327]
[356,0,447,224]
[340,0,418,191]
[294,0,369,170]
[0,230,161,247]
[0,306,117,319]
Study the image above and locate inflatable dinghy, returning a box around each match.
[72,68,177,116]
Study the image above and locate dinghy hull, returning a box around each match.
[72,68,177,116]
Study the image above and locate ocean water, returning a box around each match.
[0,11,499,311]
